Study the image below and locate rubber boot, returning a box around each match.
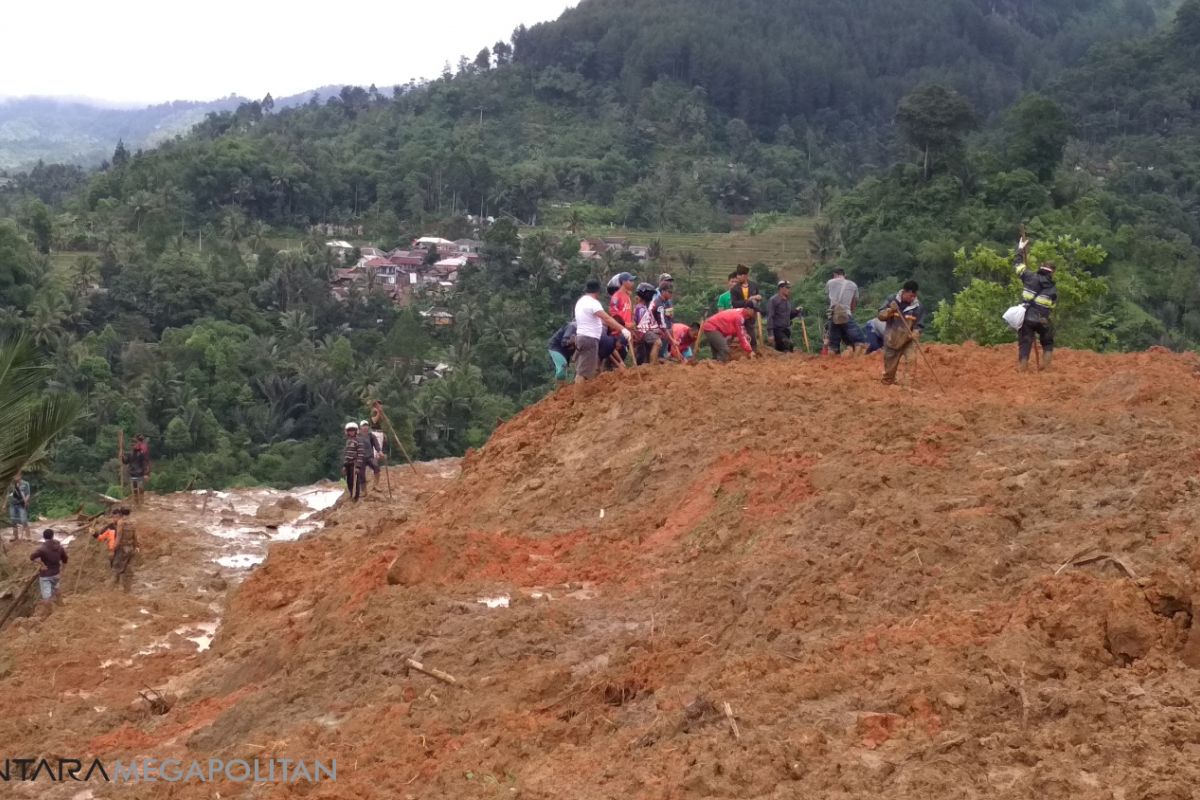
[1040,351,1052,372]
[1018,358,1029,372]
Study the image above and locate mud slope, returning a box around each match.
[9,345,1200,800]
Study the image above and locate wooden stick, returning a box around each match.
[723,701,741,740]
[800,316,811,353]
[372,401,420,477]
[404,657,459,686]
[0,572,39,631]
[117,430,127,497]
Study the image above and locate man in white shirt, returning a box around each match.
[824,267,867,354]
[574,279,631,383]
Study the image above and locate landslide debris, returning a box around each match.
[6,346,1200,800]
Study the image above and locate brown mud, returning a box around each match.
[4,346,1200,799]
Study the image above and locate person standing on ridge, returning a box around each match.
[574,279,630,383]
[637,283,680,365]
[358,419,382,495]
[716,272,738,312]
[701,306,758,362]
[1015,234,1058,372]
[9,470,31,541]
[608,272,636,330]
[342,422,363,500]
[877,280,925,386]
[548,320,577,382]
[825,267,867,355]
[122,435,151,506]
[767,280,804,352]
[730,264,762,349]
[30,528,67,608]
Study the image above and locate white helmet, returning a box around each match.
[359,419,370,427]
[344,422,358,431]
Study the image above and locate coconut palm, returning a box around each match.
[0,336,84,489]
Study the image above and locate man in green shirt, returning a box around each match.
[716,272,737,311]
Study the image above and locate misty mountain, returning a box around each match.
[0,86,343,170]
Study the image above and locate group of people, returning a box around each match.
[551,230,1056,385]
[549,262,929,384]
[340,417,387,501]
[24,504,139,611]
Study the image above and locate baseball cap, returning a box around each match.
[359,419,370,427]
[618,271,636,285]
[658,273,673,283]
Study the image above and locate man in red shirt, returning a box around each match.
[701,307,757,362]
[608,272,636,328]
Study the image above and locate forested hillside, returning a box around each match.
[0,0,1198,512]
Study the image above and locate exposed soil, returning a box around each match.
[5,346,1200,799]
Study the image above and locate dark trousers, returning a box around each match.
[344,463,360,499]
[772,327,793,352]
[745,319,758,349]
[1018,318,1054,361]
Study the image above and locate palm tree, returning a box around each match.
[0,336,84,489]
[568,209,583,235]
[128,190,156,235]
[808,220,842,266]
[72,256,99,298]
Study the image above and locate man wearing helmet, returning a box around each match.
[342,422,364,500]
[1015,234,1058,371]
[357,419,382,495]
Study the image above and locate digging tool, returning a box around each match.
[755,311,765,355]
[799,315,812,353]
[888,300,946,395]
[372,401,420,478]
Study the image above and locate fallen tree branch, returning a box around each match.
[405,657,460,686]
[723,701,741,741]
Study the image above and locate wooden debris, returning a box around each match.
[1054,551,1137,579]
[723,701,741,741]
[404,657,460,686]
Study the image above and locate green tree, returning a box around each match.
[895,84,978,179]
[934,236,1110,348]
[27,201,53,254]
[1003,95,1072,181]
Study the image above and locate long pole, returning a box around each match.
[372,401,420,477]
[800,317,811,353]
[890,301,946,394]
[116,431,127,497]
[0,572,38,631]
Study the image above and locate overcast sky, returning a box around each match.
[1,0,577,106]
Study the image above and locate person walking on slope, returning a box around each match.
[30,528,68,608]
[825,268,868,355]
[342,422,364,500]
[730,264,762,349]
[1015,234,1058,372]
[574,279,630,383]
[701,307,758,362]
[9,470,31,541]
[767,280,804,352]
[94,507,138,591]
[878,280,925,386]
[548,320,577,382]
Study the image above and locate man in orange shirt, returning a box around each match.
[701,307,757,362]
[608,272,636,328]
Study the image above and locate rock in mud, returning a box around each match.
[1104,582,1159,663]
